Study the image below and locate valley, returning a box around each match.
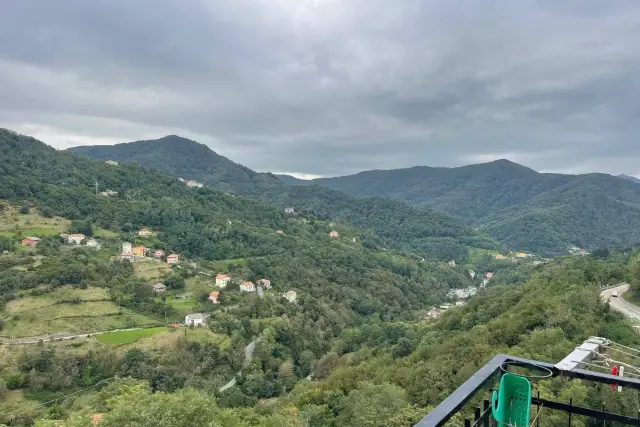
[2,129,640,426]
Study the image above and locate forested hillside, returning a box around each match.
[284,160,640,255]
[0,128,484,424]
[69,136,499,262]
[20,249,640,426]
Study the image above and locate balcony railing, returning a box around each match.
[414,353,640,427]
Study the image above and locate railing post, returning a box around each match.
[474,406,481,425]
[483,400,491,427]
[536,391,540,427]
[465,419,471,427]
[568,398,572,427]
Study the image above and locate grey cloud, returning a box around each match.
[1,0,640,177]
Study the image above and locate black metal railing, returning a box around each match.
[415,353,640,427]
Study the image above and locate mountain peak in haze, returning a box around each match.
[618,174,640,184]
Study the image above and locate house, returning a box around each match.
[105,160,119,166]
[178,178,185,182]
[21,237,40,247]
[186,180,203,188]
[138,228,155,237]
[352,237,358,243]
[152,283,166,293]
[284,207,296,214]
[468,270,476,279]
[240,281,256,292]
[276,230,284,234]
[185,313,206,326]
[257,279,271,289]
[448,260,456,267]
[216,274,231,288]
[154,249,165,259]
[495,254,507,260]
[86,238,101,249]
[132,245,147,257]
[167,254,179,264]
[120,252,135,262]
[100,190,118,197]
[283,290,297,303]
[425,308,441,319]
[516,252,530,258]
[209,291,220,304]
[67,233,86,245]
[329,231,340,239]
[122,242,132,254]
[485,272,494,280]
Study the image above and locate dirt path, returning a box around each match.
[219,335,262,392]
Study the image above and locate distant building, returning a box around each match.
[516,252,531,258]
[352,237,358,243]
[209,291,220,304]
[447,287,478,299]
[154,249,165,259]
[85,238,101,249]
[67,234,86,245]
[257,279,271,289]
[100,190,118,197]
[240,281,256,292]
[185,180,203,188]
[138,228,155,237]
[276,230,284,234]
[329,231,340,239]
[21,237,40,247]
[152,283,166,292]
[91,413,105,426]
[425,308,441,319]
[120,252,135,262]
[284,207,296,214]
[167,254,179,264]
[283,290,297,303]
[495,254,506,260]
[105,160,119,166]
[185,313,206,326]
[216,274,231,288]
[485,272,494,280]
[132,245,147,257]
[468,269,476,279]
[122,242,132,254]
[448,260,456,267]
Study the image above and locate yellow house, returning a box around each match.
[132,246,147,257]
[516,252,528,258]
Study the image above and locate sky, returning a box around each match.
[1,1,640,178]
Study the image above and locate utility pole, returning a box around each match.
[95,179,99,195]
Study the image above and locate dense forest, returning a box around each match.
[283,159,640,255]
[69,135,499,262]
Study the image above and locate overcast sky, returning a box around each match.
[1,1,640,178]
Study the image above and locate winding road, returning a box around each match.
[600,284,640,320]
[219,335,262,392]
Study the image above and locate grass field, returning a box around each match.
[96,327,169,345]
[466,247,500,265]
[209,257,248,271]
[133,258,172,280]
[0,206,70,238]
[5,286,110,314]
[94,227,120,238]
[1,293,159,337]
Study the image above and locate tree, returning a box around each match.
[19,205,30,214]
[69,219,93,236]
[337,382,419,427]
[164,274,185,290]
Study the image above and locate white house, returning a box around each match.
[86,238,101,249]
[283,290,297,303]
[240,281,256,292]
[122,242,132,254]
[185,313,206,326]
[284,207,296,214]
[67,234,86,245]
[257,279,271,289]
[448,260,456,267]
[105,160,119,166]
[167,254,179,264]
[216,274,231,288]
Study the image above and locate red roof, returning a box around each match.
[216,274,230,279]
[210,291,220,297]
[242,281,254,286]
[167,254,179,258]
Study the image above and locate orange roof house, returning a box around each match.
[209,291,220,304]
[21,237,40,247]
[329,231,340,239]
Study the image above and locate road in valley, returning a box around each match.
[219,335,262,392]
[600,284,640,319]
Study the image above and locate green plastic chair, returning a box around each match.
[492,373,532,426]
